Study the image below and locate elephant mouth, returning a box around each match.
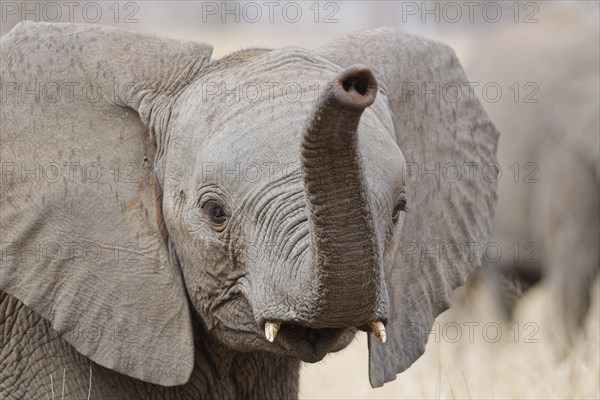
[271,323,357,362]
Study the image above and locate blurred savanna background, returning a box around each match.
[2,1,598,398]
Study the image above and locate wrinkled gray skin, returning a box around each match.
[466,15,599,344]
[0,23,498,398]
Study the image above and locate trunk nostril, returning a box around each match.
[305,328,321,345]
[342,77,369,95]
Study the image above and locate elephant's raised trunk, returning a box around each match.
[300,65,384,326]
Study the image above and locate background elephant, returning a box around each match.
[0,22,498,398]
[464,9,599,346]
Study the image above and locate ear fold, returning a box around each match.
[0,22,212,386]
[316,28,499,387]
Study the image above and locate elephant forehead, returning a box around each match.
[202,46,343,90]
[193,46,343,117]
[192,48,340,121]
[177,47,403,190]
[182,49,341,174]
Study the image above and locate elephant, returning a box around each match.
[465,10,599,344]
[0,22,498,399]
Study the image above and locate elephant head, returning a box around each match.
[0,23,498,387]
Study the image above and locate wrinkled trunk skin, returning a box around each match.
[0,291,300,400]
[301,65,386,326]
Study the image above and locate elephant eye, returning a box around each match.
[202,200,228,224]
[392,199,407,224]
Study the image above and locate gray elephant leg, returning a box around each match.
[0,291,299,399]
[533,147,600,348]
[1,291,98,399]
[466,262,541,322]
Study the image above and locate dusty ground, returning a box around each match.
[299,278,600,399]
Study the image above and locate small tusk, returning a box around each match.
[264,321,281,342]
[369,321,386,343]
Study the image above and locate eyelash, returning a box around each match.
[392,199,407,224]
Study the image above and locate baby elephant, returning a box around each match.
[0,22,498,399]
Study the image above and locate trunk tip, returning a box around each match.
[333,64,378,110]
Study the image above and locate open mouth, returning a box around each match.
[249,319,386,362]
[269,322,357,362]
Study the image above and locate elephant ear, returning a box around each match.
[0,22,212,386]
[316,28,499,387]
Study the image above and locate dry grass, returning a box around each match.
[43,366,93,400]
[299,279,600,399]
